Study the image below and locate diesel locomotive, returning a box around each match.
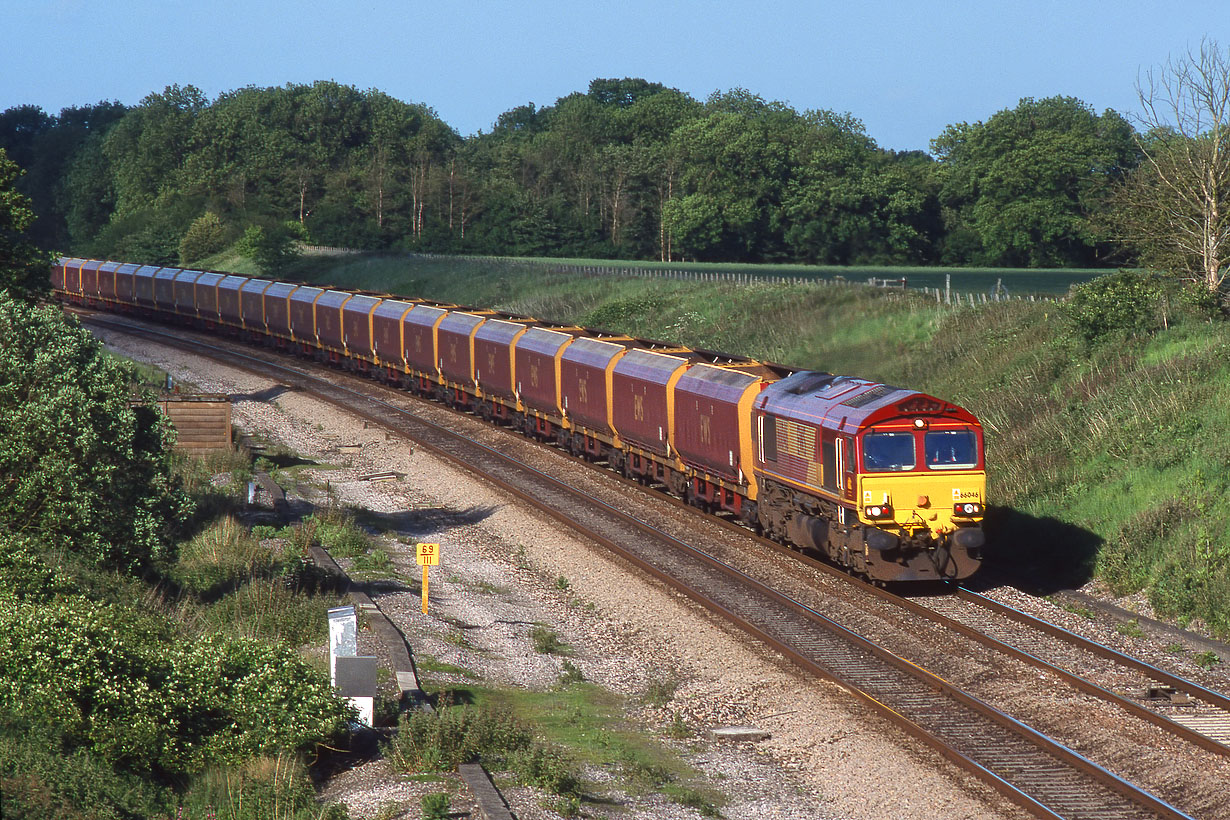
[52,258,985,582]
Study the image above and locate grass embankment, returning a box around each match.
[249,254,1230,642]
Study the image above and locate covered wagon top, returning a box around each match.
[612,348,695,385]
[342,293,382,314]
[263,281,298,300]
[239,278,273,295]
[437,310,488,335]
[315,290,353,310]
[404,303,450,328]
[561,335,633,370]
[475,317,532,346]
[516,326,590,358]
[373,298,416,321]
[194,272,226,289]
[676,362,767,402]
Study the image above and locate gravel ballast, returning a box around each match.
[96,325,1041,820]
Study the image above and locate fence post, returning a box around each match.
[945,274,951,305]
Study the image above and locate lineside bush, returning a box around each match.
[388,701,581,797]
[0,293,191,571]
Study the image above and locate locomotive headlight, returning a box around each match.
[953,502,983,516]
[864,504,894,519]
[913,418,927,429]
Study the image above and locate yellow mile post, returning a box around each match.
[416,542,439,614]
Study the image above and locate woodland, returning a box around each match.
[0,78,1142,270]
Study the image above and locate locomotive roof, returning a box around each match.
[755,370,979,433]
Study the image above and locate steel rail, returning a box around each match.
[954,587,1230,712]
[80,312,1195,820]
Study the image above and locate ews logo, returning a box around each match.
[529,362,540,388]
[632,393,644,420]
[578,377,589,404]
[699,414,712,445]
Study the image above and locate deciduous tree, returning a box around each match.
[1109,40,1230,293]
[0,149,49,298]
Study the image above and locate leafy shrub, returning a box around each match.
[180,579,338,647]
[388,703,581,797]
[0,598,352,777]
[641,673,681,707]
[0,708,170,820]
[0,533,75,601]
[530,624,565,654]
[171,515,273,597]
[180,212,227,264]
[0,295,191,571]
[309,512,371,558]
[1066,269,1217,341]
[420,793,450,820]
[557,660,585,686]
[582,296,663,331]
[237,223,302,275]
[389,702,532,772]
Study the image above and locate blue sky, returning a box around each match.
[3,1,1227,152]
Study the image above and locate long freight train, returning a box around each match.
[52,258,986,582]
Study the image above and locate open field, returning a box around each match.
[293,249,1107,295]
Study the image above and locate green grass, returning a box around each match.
[405,682,722,815]
[415,654,481,680]
[530,624,568,655]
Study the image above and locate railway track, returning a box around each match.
[81,312,1202,820]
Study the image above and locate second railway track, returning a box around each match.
[82,312,1219,820]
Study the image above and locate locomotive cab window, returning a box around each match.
[862,432,916,472]
[925,429,978,469]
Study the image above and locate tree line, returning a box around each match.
[1,78,1142,270]
[3,43,1228,287]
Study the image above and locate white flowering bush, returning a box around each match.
[0,293,191,571]
[0,597,353,777]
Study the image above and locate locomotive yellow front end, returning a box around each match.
[856,420,985,581]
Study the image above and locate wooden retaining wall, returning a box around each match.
[154,394,232,451]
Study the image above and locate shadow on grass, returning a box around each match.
[971,505,1104,595]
